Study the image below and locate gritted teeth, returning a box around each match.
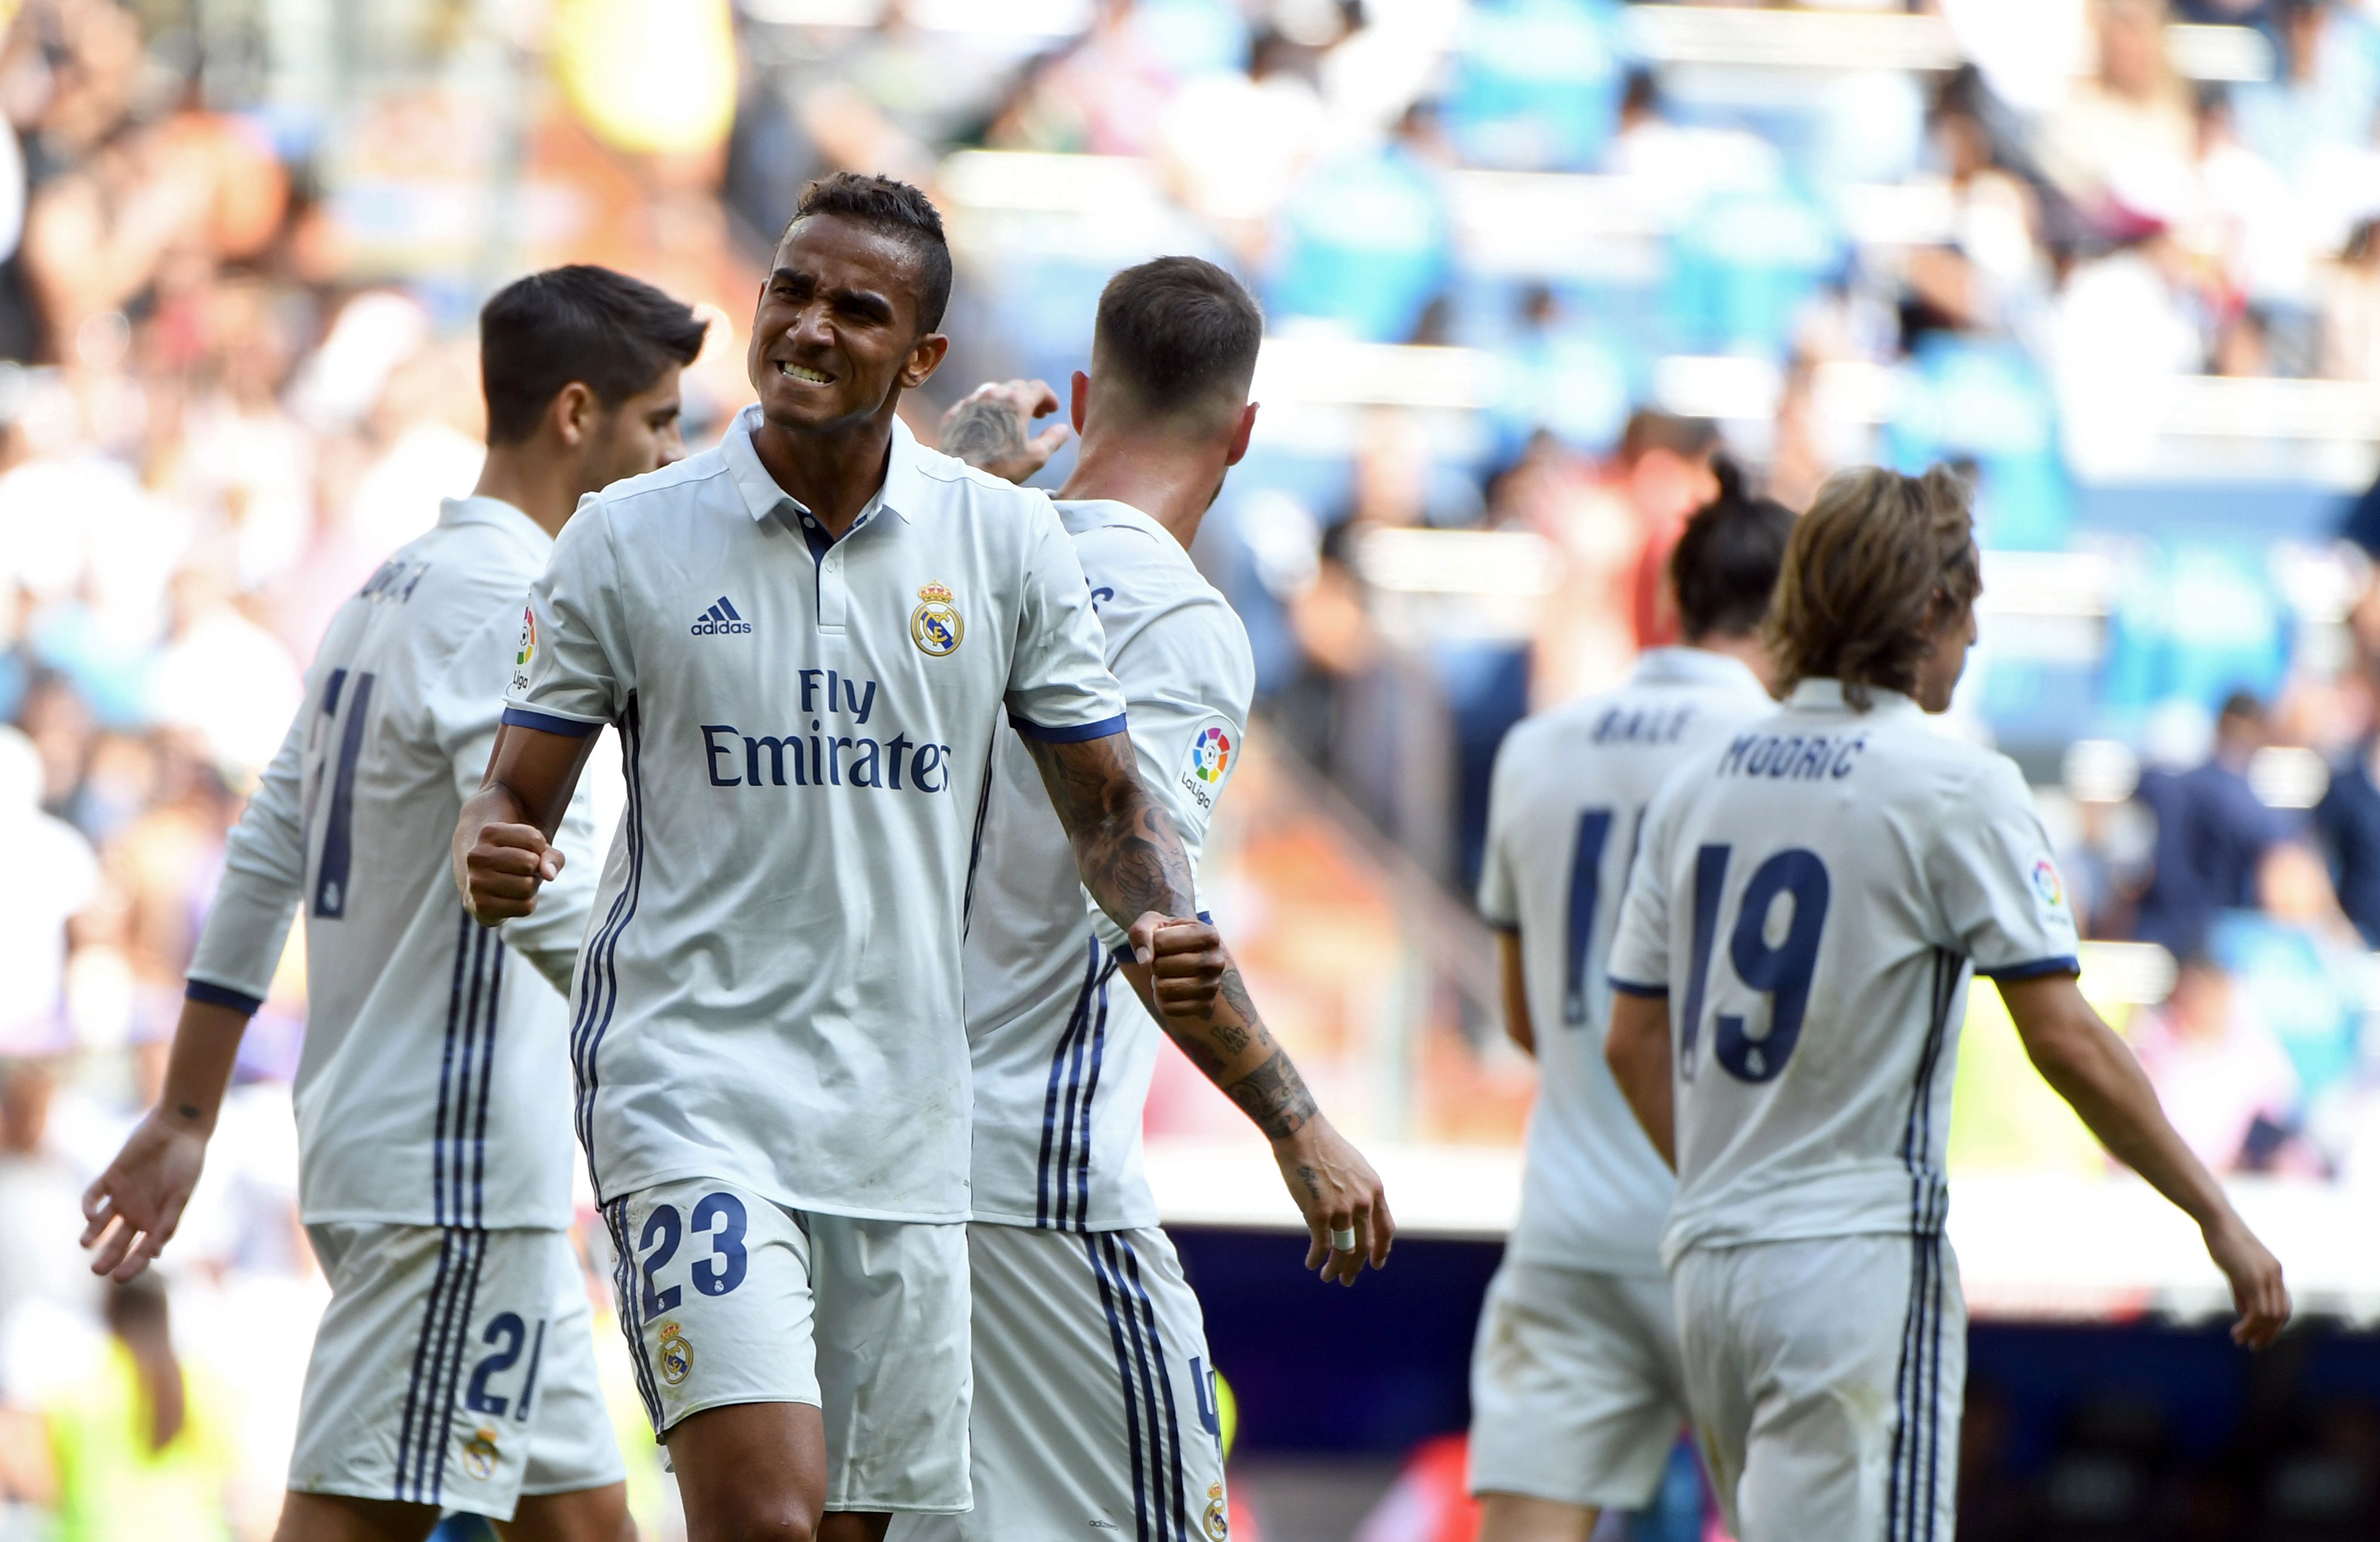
[778,361,830,384]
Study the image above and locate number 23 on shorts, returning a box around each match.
[1677,844,1832,1084]
[634,1191,749,1386]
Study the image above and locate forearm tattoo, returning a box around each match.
[942,396,1029,471]
[1223,1049,1319,1140]
[1026,736,1198,925]
[1165,961,1317,1139]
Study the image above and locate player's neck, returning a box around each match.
[1058,434,1217,552]
[1683,629,1776,692]
[471,448,580,541]
[750,405,896,536]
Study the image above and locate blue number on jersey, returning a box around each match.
[312,668,376,918]
[1683,845,1832,1083]
[690,1191,749,1297]
[1562,809,1615,1026]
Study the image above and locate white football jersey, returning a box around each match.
[504,407,1127,1221]
[185,497,601,1230]
[1608,679,2079,1268]
[965,499,1254,1231]
[1478,648,1773,1276]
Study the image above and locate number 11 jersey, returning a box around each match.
[1607,679,2080,1270]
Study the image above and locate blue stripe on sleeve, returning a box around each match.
[1008,711,1128,744]
[185,980,264,1016]
[1607,977,1669,998]
[1975,955,2080,982]
[501,706,602,738]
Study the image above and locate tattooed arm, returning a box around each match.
[1022,731,1220,1011]
[1116,943,1395,1285]
[940,379,1071,484]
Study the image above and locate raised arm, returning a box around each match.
[1998,972,2290,1348]
[454,721,602,925]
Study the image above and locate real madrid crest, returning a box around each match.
[462,1425,501,1481]
[911,581,964,657]
[1204,1482,1229,1540]
[658,1320,694,1386]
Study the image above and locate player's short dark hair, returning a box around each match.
[479,266,707,445]
[1767,463,1981,709]
[1671,459,1795,642]
[787,172,952,335]
[1092,256,1263,427]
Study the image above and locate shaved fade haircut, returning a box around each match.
[1092,256,1263,431]
[786,172,953,335]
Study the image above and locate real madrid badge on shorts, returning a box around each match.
[461,1424,501,1481]
[658,1320,694,1386]
[912,582,963,656]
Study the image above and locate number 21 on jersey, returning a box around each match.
[1677,844,1831,1084]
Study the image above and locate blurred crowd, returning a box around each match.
[12,0,2380,1534]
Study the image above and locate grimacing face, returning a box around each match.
[748,215,944,435]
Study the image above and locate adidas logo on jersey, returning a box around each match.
[690,596,752,636]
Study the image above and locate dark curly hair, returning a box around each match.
[1765,464,1980,709]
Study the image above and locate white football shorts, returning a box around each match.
[1673,1232,1965,1542]
[1466,1258,1688,1510]
[290,1222,625,1520]
[888,1223,1229,1542]
[601,1177,972,1514]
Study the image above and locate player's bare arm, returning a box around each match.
[1998,973,2291,1349]
[455,721,603,925]
[1020,731,1217,1004]
[940,378,1070,483]
[80,996,249,1282]
[1119,943,1395,1285]
[1605,991,1676,1169]
[1496,932,1535,1055]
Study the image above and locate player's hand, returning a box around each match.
[2203,1211,2290,1349]
[80,1111,209,1283]
[1275,1118,1394,1286]
[1126,914,1226,1017]
[940,379,1071,485]
[462,821,563,925]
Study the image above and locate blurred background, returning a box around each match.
[8,0,2380,1537]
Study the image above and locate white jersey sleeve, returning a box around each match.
[429,598,602,999]
[1476,739,1524,932]
[504,495,626,737]
[1607,776,1684,998]
[1003,504,1128,742]
[1927,757,2081,978]
[184,689,310,1009]
[1078,573,1251,949]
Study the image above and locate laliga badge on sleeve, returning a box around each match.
[912,582,964,656]
[1177,719,1237,815]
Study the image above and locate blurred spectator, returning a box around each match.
[1903,72,2045,340]
[0,724,95,1051]
[1615,410,1721,651]
[2311,722,2380,943]
[2320,216,2380,379]
[2038,0,2198,217]
[2129,691,2316,954]
[1266,102,1453,342]
[25,1276,236,1542]
[2131,953,2299,1170]
[0,1057,92,1377]
[2234,0,2380,177]
[1158,28,1328,256]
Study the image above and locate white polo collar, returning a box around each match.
[1787,677,1920,716]
[1631,646,1766,698]
[721,403,920,530]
